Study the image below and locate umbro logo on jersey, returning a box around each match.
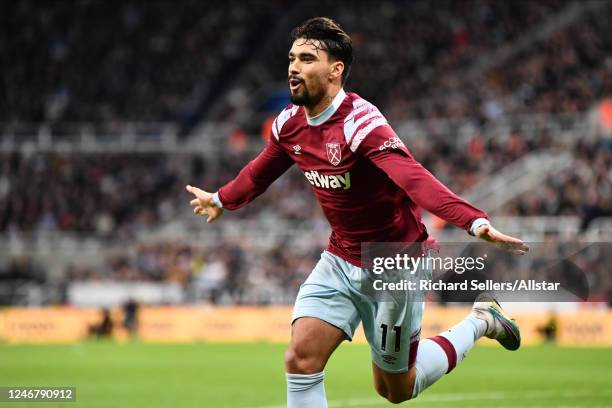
[292,145,302,155]
[303,170,351,190]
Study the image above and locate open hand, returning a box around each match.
[186,185,224,223]
[475,224,529,255]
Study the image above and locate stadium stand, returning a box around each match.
[0,153,187,238]
[384,2,612,121]
[504,139,611,228]
[0,0,610,306]
[1,1,282,131]
[212,0,570,124]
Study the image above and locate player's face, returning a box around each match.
[288,38,333,107]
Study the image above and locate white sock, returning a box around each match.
[286,371,327,408]
[441,314,486,363]
[412,315,486,398]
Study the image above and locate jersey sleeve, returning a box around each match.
[355,124,489,232]
[217,135,294,211]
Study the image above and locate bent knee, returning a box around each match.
[284,346,325,374]
[374,381,413,404]
[385,392,412,404]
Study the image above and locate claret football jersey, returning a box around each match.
[218,89,488,266]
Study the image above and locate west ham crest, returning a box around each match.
[326,142,342,166]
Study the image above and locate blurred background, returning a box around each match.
[0,1,611,406]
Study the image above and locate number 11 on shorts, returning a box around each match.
[380,324,401,352]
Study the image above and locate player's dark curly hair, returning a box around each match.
[291,17,353,85]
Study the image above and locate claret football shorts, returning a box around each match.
[292,250,432,373]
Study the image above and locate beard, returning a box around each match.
[290,80,325,108]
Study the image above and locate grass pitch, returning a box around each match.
[0,342,610,407]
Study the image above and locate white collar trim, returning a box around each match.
[306,88,347,126]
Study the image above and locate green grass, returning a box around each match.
[0,342,611,407]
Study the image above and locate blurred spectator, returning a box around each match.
[88,308,113,338]
[537,313,558,343]
[122,299,139,337]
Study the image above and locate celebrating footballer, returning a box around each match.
[188,17,529,407]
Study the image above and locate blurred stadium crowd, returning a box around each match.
[1,0,610,305]
[0,153,186,237]
[2,1,282,130]
[2,135,609,237]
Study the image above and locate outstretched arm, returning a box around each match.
[357,126,528,254]
[187,137,294,223]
